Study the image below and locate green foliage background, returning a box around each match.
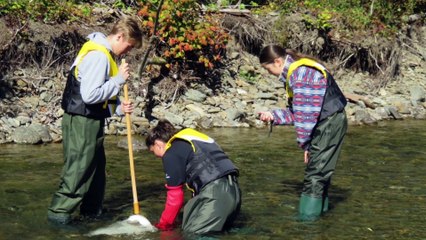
[0,0,94,23]
[1,0,424,40]
[0,0,424,83]
[271,0,426,36]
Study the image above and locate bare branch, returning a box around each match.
[369,0,375,16]
[137,0,165,77]
[1,20,28,52]
[368,49,385,75]
[164,84,180,109]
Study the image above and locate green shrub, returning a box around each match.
[0,0,91,23]
[138,0,229,73]
[262,0,425,36]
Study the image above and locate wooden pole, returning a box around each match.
[123,59,140,215]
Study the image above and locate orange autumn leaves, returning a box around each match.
[138,0,228,70]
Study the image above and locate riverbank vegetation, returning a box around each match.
[0,0,425,144]
[1,0,425,80]
[1,0,424,29]
[1,0,425,95]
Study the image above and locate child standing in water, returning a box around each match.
[258,45,348,221]
[48,17,143,224]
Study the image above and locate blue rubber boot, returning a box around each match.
[298,194,322,221]
[322,196,329,213]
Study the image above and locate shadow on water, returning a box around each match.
[1,120,426,239]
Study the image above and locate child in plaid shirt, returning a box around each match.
[258,45,348,221]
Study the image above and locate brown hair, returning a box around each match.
[145,119,178,147]
[259,45,324,66]
[110,16,143,49]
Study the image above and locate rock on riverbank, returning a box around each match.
[0,20,425,145]
[1,42,425,145]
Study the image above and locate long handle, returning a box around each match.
[123,59,140,215]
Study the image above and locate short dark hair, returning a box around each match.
[145,119,178,147]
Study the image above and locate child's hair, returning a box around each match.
[110,16,143,48]
[145,119,178,147]
[259,45,324,66]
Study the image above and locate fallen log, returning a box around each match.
[344,92,376,109]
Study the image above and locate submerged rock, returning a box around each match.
[117,138,147,152]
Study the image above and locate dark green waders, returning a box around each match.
[47,113,106,224]
[298,110,347,221]
[182,175,241,234]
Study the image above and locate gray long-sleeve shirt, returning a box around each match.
[71,32,125,115]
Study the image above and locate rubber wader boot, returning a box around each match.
[298,194,323,221]
[47,211,72,225]
[322,196,329,213]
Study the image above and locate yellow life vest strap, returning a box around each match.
[74,40,118,77]
[185,183,195,195]
[74,40,119,111]
[285,58,328,98]
[165,128,214,152]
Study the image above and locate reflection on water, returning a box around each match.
[0,120,425,239]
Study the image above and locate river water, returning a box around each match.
[0,120,425,240]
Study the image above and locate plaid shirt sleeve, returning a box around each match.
[271,108,294,125]
[280,66,328,150]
